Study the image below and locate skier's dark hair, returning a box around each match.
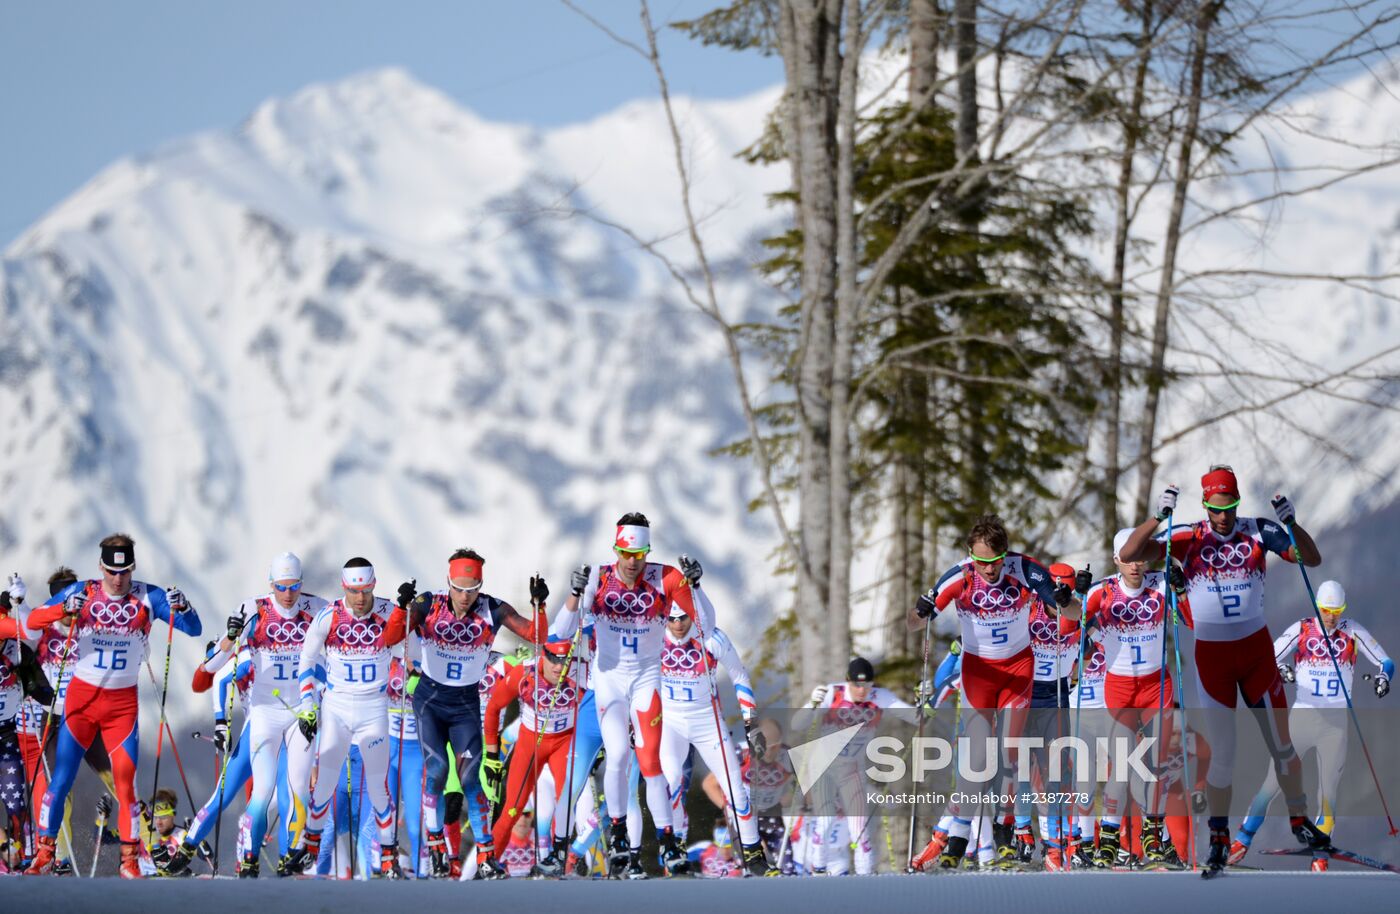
[343,556,373,569]
[48,566,78,597]
[966,515,1010,556]
[449,548,484,563]
[617,512,650,528]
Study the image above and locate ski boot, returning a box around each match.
[531,837,569,878]
[991,823,1019,870]
[24,835,56,875]
[1140,818,1168,870]
[607,818,631,879]
[118,842,142,879]
[1311,855,1329,873]
[567,850,588,877]
[909,830,948,871]
[449,856,463,880]
[1043,843,1065,872]
[1014,825,1036,866]
[1159,843,1187,870]
[1227,839,1250,866]
[742,842,775,877]
[474,853,509,880]
[238,853,260,879]
[278,831,319,876]
[1091,824,1121,869]
[661,829,690,876]
[1291,817,1332,850]
[1201,827,1230,879]
[380,844,404,879]
[938,834,969,869]
[1072,840,1095,869]
[626,849,649,880]
[426,831,452,879]
[51,858,75,877]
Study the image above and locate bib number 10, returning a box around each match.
[344,662,377,683]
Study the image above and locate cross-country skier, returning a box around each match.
[24,534,203,877]
[914,515,1079,867]
[394,549,548,879]
[1230,579,1392,871]
[1120,466,1330,875]
[1081,529,1193,869]
[163,551,325,877]
[807,657,913,875]
[550,513,715,877]
[287,557,406,878]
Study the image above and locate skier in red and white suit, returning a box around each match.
[551,512,714,877]
[291,557,406,878]
[1120,465,1329,873]
[1081,527,1193,868]
[913,514,1079,866]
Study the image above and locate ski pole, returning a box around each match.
[1281,520,1397,836]
[147,600,179,819]
[211,673,235,876]
[89,794,109,878]
[25,604,80,820]
[531,578,543,872]
[905,617,933,870]
[1167,579,1194,870]
[142,659,198,813]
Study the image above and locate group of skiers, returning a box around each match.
[0,465,1392,880]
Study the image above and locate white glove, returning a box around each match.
[809,684,828,707]
[166,586,189,612]
[8,573,26,604]
[64,590,88,617]
[570,565,591,598]
[1155,484,1180,522]
[1278,664,1295,684]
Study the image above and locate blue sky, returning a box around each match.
[0,1,1380,247]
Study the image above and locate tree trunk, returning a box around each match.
[1134,0,1219,519]
[910,0,942,110]
[1105,0,1154,547]
[783,0,841,696]
[954,0,978,160]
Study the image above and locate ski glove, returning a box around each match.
[529,574,549,605]
[213,721,229,754]
[570,565,591,598]
[1278,664,1295,684]
[914,589,937,620]
[1052,582,1074,609]
[226,611,247,642]
[746,721,766,759]
[296,705,318,742]
[1168,564,1187,596]
[166,586,190,613]
[1155,485,1180,522]
[678,554,703,584]
[481,751,505,805]
[809,685,828,707]
[8,572,25,604]
[64,590,88,618]
[396,580,417,610]
[1074,566,1093,597]
[1376,675,1391,699]
[1271,494,1296,526]
[96,794,113,821]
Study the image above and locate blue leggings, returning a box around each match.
[413,679,489,845]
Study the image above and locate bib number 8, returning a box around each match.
[446,661,463,681]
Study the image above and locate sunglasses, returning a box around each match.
[967,551,1007,565]
[1202,499,1240,514]
[102,566,133,576]
[343,583,375,594]
[614,547,651,558]
[272,581,303,593]
[447,579,482,594]
[541,651,568,663]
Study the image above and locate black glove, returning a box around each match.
[529,575,549,605]
[96,794,113,821]
[1168,564,1187,596]
[1074,566,1093,596]
[678,554,703,584]
[298,709,318,743]
[1271,494,1296,526]
[226,611,247,642]
[1278,664,1295,684]
[396,579,417,610]
[746,719,766,759]
[1376,675,1391,699]
[213,721,229,754]
[914,589,937,620]
[1191,790,1208,815]
[1052,582,1074,609]
[570,565,591,598]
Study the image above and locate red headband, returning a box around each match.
[1201,467,1239,500]
[449,557,484,580]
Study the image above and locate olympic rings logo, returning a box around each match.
[429,615,487,646]
[1198,541,1254,570]
[752,765,788,788]
[263,619,308,643]
[332,620,380,647]
[662,643,706,670]
[602,590,656,617]
[88,600,139,627]
[533,683,577,708]
[969,585,1020,611]
[1108,597,1159,625]
[1029,619,1069,644]
[1302,635,1349,657]
[829,705,878,725]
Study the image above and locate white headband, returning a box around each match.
[342,565,376,589]
[615,524,651,552]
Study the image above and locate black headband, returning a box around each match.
[101,543,134,571]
